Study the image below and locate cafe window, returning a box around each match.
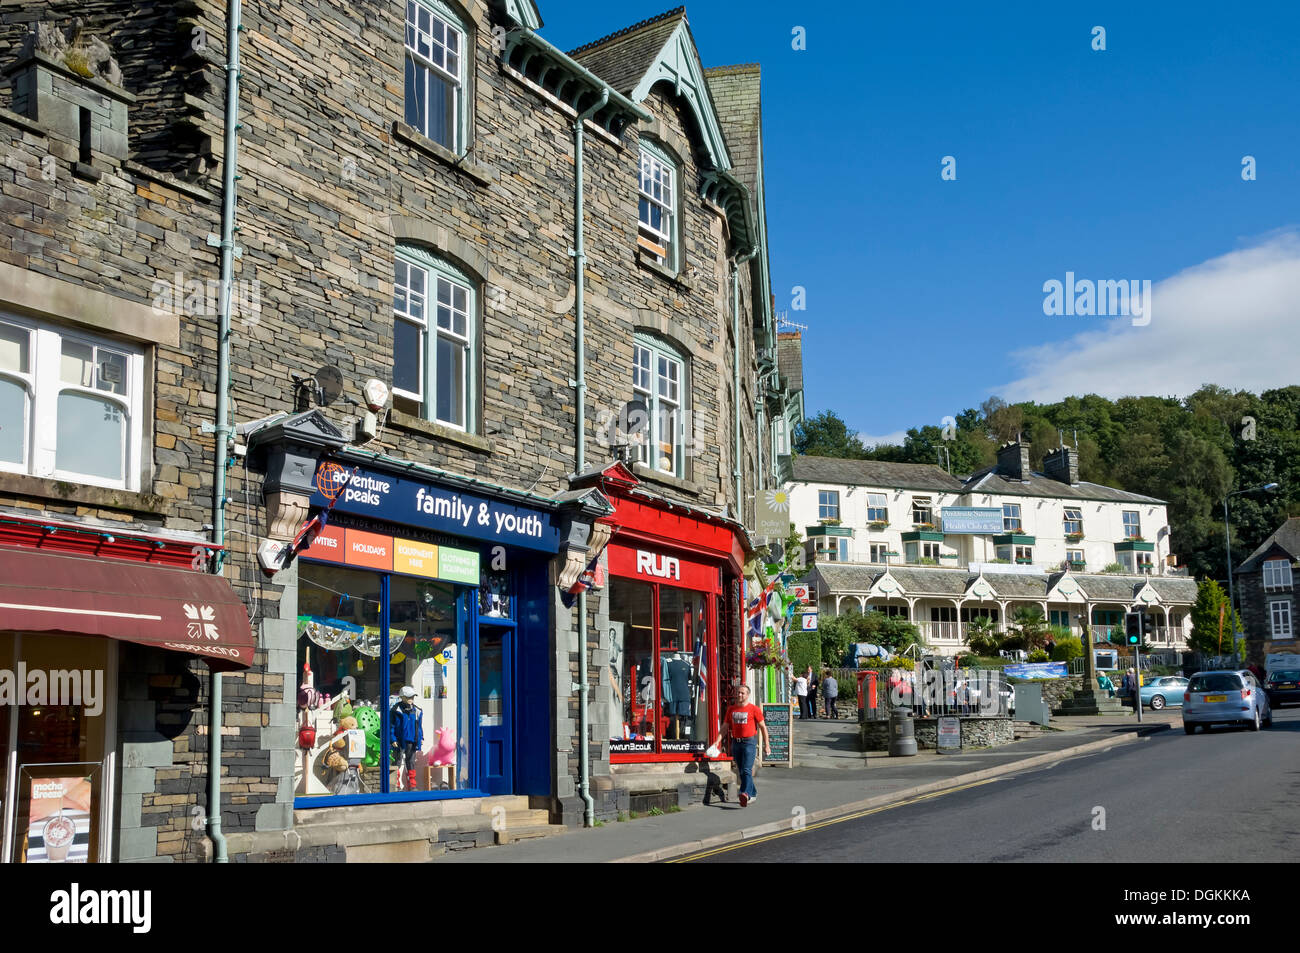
[608,577,714,755]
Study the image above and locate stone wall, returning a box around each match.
[861,715,1015,751]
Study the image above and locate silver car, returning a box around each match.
[1183,670,1272,733]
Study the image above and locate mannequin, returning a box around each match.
[390,685,424,791]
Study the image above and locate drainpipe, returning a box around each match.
[208,0,244,864]
[573,88,607,829]
[731,248,759,524]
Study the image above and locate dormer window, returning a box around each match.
[637,142,678,271]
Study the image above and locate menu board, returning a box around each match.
[761,703,792,766]
[24,774,94,863]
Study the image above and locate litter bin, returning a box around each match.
[888,707,917,757]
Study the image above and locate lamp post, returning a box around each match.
[1222,482,1280,658]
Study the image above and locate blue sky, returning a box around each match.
[544,2,1300,444]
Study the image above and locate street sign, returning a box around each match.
[937,716,961,753]
[800,612,818,631]
[791,584,813,604]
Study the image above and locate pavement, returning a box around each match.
[433,708,1179,863]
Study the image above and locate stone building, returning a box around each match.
[1235,517,1300,666]
[0,0,799,862]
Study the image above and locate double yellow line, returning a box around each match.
[668,779,999,862]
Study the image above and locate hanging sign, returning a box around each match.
[800,612,819,631]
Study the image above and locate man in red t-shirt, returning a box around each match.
[719,685,770,807]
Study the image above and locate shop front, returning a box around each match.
[578,464,748,775]
[0,513,255,863]
[290,457,562,807]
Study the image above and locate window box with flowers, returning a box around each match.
[940,553,959,560]
[1065,532,1085,542]
[870,521,889,531]
[819,518,842,526]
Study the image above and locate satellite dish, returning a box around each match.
[314,365,344,406]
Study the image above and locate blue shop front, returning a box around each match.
[290,456,561,807]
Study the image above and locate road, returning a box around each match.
[684,707,1300,862]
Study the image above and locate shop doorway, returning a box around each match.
[477,625,513,796]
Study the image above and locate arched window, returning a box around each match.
[637,140,680,272]
[393,247,476,431]
[404,0,469,153]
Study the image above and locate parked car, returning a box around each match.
[1264,668,1300,707]
[1182,670,1272,733]
[1140,675,1188,710]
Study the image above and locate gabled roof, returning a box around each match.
[792,456,966,492]
[962,467,1164,505]
[1237,517,1300,574]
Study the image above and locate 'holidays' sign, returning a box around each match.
[310,462,560,553]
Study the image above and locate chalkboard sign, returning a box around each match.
[761,703,792,766]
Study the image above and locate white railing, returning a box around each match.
[920,621,963,642]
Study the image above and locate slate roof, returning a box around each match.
[792,456,966,492]
[1237,517,1300,574]
[703,64,761,192]
[804,563,1197,605]
[569,8,687,98]
[962,467,1164,504]
[776,332,802,393]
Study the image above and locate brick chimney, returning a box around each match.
[1043,445,1080,486]
[996,440,1031,482]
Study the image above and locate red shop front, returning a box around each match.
[588,465,748,765]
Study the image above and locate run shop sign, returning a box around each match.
[310,462,560,553]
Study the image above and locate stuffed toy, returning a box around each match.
[428,726,456,766]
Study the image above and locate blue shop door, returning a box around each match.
[477,627,513,795]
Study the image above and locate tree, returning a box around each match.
[965,614,998,655]
[1008,605,1050,652]
[793,410,868,459]
[1187,579,1244,657]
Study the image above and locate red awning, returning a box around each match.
[0,547,256,670]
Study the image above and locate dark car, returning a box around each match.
[1265,668,1300,707]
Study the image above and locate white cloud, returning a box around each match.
[858,429,909,448]
[998,231,1300,403]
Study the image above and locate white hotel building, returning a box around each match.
[789,442,1197,655]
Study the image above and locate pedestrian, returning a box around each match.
[720,685,770,807]
[822,669,839,719]
[806,666,819,720]
[792,671,809,719]
[1122,668,1137,710]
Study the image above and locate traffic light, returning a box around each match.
[1140,612,1156,642]
[1124,612,1141,645]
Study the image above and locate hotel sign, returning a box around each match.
[941,507,1004,534]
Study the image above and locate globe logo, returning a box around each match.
[316,462,350,502]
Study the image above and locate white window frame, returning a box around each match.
[637,142,678,271]
[866,493,888,523]
[1269,600,1292,639]
[1135,551,1154,574]
[1063,507,1082,536]
[921,541,940,560]
[0,313,142,492]
[912,496,933,525]
[393,248,475,432]
[1263,558,1293,591]
[818,490,840,521]
[773,415,788,456]
[1014,545,1033,564]
[631,335,686,478]
[869,543,888,563]
[1123,510,1141,539]
[404,0,467,153]
[1002,503,1022,532]
[1066,548,1085,567]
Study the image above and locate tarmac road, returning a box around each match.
[683,707,1300,863]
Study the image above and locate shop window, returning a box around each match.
[296,563,469,798]
[0,314,143,491]
[404,0,467,152]
[608,577,713,755]
[392,248,475,431]
[1002,503,1022,532]
[637,141,678,270]
[631,334,687,477]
